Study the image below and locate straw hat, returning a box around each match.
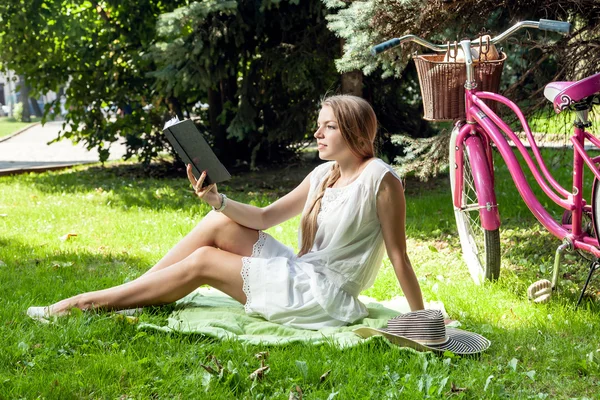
[354,309,491,355]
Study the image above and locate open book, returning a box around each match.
[163,116,231,187]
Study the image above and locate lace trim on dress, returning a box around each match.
[241,231,267,313]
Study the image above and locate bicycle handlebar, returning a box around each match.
[538,19,571,34]
[371,19,571,55]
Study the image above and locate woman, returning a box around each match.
[28,95,424,329]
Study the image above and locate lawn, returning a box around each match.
[1,150,599,398]
[0,117,41,139]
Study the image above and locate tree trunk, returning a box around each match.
[30,97,43,117]
[18,75,31,122]
[341,70,363,97]
[207,85,226,159]
[6,74,15,117]
[340,39,363,97]
[167,96,183,120]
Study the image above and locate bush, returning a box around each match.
[13,102,23,121]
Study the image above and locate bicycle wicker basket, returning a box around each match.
[414,52,506,121]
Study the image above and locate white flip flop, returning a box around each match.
[26,306,51,324]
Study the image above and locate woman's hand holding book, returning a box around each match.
[186,164,221,208]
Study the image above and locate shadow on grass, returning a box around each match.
[19,159,321,212]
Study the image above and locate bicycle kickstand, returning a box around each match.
[576,259,600,309]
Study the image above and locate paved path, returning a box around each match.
[0,121,127,176]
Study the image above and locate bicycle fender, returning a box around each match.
[464,135,501,230]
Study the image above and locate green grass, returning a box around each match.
[1,152,600,398]
[527,109,600,137]
[0,116,41,138]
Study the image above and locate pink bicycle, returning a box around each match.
[373,20,600,305]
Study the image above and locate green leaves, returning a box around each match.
[295,360,308,381]
[200,355,243,394]
[149,0,340,167]
[0,0,188,164]
[508,357,518,371]
[0,0,341,167]
[524,370,536,381]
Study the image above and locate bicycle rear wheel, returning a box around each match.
[449,128,501,283]
[592,178,600,246]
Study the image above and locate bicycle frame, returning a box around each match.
[453,88,600,258]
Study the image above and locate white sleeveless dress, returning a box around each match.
[240,158,402,330]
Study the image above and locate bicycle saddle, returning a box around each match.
[544,72,600,113]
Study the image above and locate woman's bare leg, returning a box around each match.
[28,212,260,318]
[47,246,247,315]
[143,211,259,275]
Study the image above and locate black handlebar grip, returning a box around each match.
[539,19,571,34]
[371,38,401,56]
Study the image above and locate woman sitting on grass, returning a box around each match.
[28,94,424,329]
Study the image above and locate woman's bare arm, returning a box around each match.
[377,172,424,311]
[189,165,312,231]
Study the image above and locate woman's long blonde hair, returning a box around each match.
[298,95,377,256]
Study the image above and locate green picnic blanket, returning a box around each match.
[139,288,446,348]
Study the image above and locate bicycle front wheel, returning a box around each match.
[449,128,501,283]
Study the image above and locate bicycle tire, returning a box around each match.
[449,128,501,283]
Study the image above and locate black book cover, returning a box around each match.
[163,117,231,186]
